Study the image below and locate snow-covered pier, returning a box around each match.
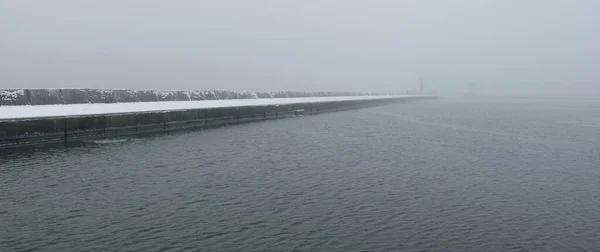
[0,92,436,149]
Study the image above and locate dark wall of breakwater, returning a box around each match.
[0,96,435,148]
[0,89,394,106]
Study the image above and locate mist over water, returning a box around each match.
[1,1,599,95]
[1,98,599,251]
[2,1,600,250]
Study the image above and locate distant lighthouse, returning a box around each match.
[419,76,424,94]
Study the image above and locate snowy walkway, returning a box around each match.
[0,95,425,120]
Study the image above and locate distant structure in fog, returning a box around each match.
[405,76,438,96]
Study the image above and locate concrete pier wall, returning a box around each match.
[0,96,435,149]
[0,89,394,106]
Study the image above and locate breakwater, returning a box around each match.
[0,89,394,106]
[0,95,436,149]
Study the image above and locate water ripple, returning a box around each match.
[1,99,600,251]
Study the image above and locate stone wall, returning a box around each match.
[0,89,389,106]
[0,96,438,149]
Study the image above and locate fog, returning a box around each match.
[1,0,598,96]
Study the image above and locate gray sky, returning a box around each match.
[1,0,598,95]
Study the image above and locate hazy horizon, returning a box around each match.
[1,1,598,96]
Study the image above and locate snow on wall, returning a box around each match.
[0,95,423,120]
[0,89,25,104]
[0,89,397,106]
